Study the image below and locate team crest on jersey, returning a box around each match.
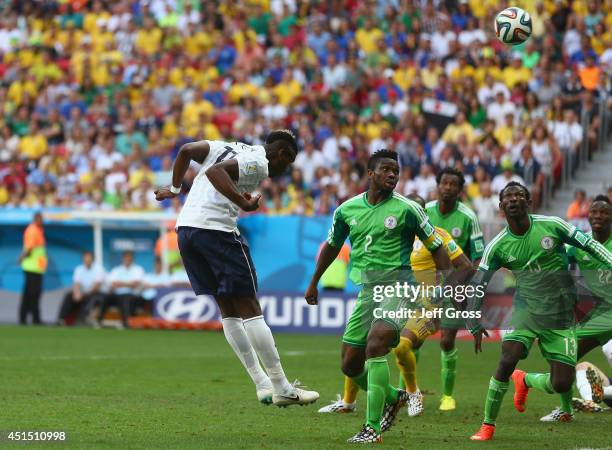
[384,215,398,229]
[350,218,358,226]
[451,227,462,238]
[540,236,554,250]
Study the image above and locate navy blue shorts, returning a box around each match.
[177,227,258,297]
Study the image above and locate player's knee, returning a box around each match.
[551,378,573,393]
[440,333,455,352]
[341,359,362,378]
[497,353,520,376]
[393,340,410,367]
[366,334,391,359]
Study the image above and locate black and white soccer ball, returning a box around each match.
[494,7,532,46]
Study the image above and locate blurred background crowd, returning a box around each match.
[0,0,611,222]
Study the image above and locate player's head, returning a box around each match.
[588,194,612,233]
[265,129,299,176]
[406,193,426,208]
[499,181,531,218]
[436,167,465,203]
[367,149,399,193]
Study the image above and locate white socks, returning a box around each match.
[604,385,612,399]
[243,315,295,396]
[576,370,592,401]
[222,317,271,390]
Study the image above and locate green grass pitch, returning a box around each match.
[1,326,610,449]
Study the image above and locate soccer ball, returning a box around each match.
[494,7,532,45]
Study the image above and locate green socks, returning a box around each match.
[559,389,573,414]
[483,377,509,425]
[524,373,554,393]
[441,348,458,396]
[366,357,391,433]
[525,372,573,414]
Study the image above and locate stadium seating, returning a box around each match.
[0,0,610,222]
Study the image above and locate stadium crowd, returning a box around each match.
[0,0,610,221]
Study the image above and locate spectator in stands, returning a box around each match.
[96,251,144,329]
[57,250,106,326]
[472,182,499,221]
[0,0,606,225]
[18,212,47,325]
[487,91,516,128]
[491,163,525,195]
[566,189,590,220]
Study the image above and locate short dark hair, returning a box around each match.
[266,129,298,154]
[83,250,93,256]
[406,193,426,208]
[499,181,531,202]
[436,167,465,189]
[592,194,611,206]
[367,149,398,170]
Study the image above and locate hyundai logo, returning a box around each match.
[156,291,219,322]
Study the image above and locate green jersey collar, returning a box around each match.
[505,215,533,239]
[436,200,458,217]
[363,192,393,209]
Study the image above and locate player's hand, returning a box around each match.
[472,327,489,354]
[305,282,318,305]
[239,192,261,212]
[154,186,177,201]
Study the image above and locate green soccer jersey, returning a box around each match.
[478,215,612,321]
[328,192,442,285]
[425,200,485,261]
[567,232,612,302]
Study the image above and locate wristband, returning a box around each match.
[169,185,181,195]
[469,324,483,335]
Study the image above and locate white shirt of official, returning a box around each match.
[73,264,105,293]
[176,140,269,233]
[108,264,145,295]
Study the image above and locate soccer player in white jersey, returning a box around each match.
[154,130,319,407]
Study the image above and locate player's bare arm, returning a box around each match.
[154,140,211,201]
[205,159,261,212]
[431,242,452,271]
[463,270,490,353]
[305,242,342,305]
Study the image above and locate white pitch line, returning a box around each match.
[0,349,338,361]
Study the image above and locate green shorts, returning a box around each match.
[342,288,414,348]
[502,328,577,367]
[576,310,612,344]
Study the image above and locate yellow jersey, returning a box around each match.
[410,226,464,286]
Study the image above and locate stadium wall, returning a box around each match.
[0,212,355,294]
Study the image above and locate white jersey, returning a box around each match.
[176,140,269,232]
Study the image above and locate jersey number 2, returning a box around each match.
[365,234,373,253]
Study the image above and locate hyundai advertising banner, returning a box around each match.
[152,288,515,339]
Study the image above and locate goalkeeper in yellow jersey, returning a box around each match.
[318,194,474,416]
